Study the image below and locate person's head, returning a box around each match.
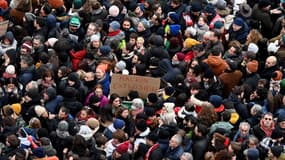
[90,34,100,48]
[40,3,52,16]
[137,21,147,32]
[239,122,250,137]
[6,134,20,148]
[227,40,241,55]
[84,72,95,82]
[86,23,97,36]
[209,29,220,43]
[261,112,274,128]
[198,15,208,26]
[95,64,108,79]
[93,84,104,97]
[33,35,44,49]
[180,152,193,160]
[58,106,70,119]
[232,18,244,32]
[169,134,182,149]
[265,56,277,68]
[247,135,259,148]
[112,129,127,144]
[20,55,33,69]
[246,29,263,45]
[115,107,129,119]
[194,123,209,137]
[170,0,182,9]
[122,18,132,31]
[109,93,121,107]
[29,117,42,129]
[69,16,81,32]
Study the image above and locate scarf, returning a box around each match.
[108,30,121,37]
[145,143,159,160]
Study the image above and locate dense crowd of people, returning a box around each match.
[1,0,285,159]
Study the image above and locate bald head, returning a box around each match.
[265,56,277,68]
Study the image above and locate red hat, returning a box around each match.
[246,60,258,73]
[175,52,185,61]
[21,41,33,52]
[116,141,129,154]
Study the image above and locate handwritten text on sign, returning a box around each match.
[110,74,160,98]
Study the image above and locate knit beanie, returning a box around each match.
[48,0,64,9]
[272,70,283,81]
[233,17,244,26]
[209,95,223,108]
[5,65,15,75]
[4,31,14,44]
[277,114,285,123]
[214,21,224,29]
[0,0,7,9]
[184,38,200,49]
[109,5,120,17]
[247,43,259,54]
[69,16,81,28]
[34,105,46,117]
[11,103,21,115]
[131,98,144,110]
[109,21,120,31]
[21,41,33,52]
[115,60,126,71]
[47,38,58,47]
[116,141,129,154]
[246,60,259,73]
[90,34,100,42]
[113,119,125,129]
[57,120,69,131]
[168,12,179,23]
[99,45,111,56]
[175,52,185,61]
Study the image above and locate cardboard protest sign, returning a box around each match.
[0,20,9,37]
[110,74,160,98]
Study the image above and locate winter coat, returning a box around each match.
[228,20,250,44]
[45,95,64,114]
[104,30,125,46]
[97,72,110,96]
[69,49,86,71]
[252,4,273,38]
[159,59,182,84]
[164,145,184,160]
[19,65,35,86]
[192,136,208,160]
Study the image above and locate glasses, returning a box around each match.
[264,118,272,121]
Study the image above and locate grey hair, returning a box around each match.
[173,134,183,146]
[239,122,250,130]
[181,152,193,160]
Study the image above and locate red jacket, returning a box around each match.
[69,49,86,71]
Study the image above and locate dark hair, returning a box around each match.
[59,106,70,115]
[7,134,20,148]
[41,3,52,15]
[221,110,231,121]
[5,77,19,87]
[21,55,34,66]
[39,52,49,64]
[109,93,121,104]
[196,123,209,136]
[35,16,46,27]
